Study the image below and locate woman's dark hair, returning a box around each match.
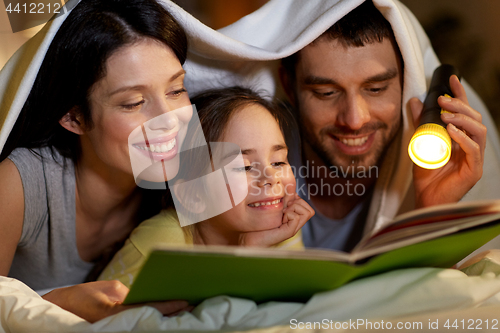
[0,0,188,162]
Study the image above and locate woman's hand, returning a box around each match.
[410,75,487,208]
[42,280,191,323]
[239,193,314,247]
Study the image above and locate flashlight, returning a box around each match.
[408,64,460,169]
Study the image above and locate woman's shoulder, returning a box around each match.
[3,147,76,249]
[9,147,70,165]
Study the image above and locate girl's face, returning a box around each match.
[81,39,192,182]
[205,104,296,233]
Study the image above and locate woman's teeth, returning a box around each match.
[135,138,176,153]
[248,199,281,207]
[340,136,369,146]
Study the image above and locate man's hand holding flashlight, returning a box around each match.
[410,75,487,208]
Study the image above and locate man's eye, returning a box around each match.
[312,89,338,99]
[367,85,388,94]
[122,100,145,110]
[313,90,335,97]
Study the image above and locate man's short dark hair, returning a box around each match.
[281,0,395,84]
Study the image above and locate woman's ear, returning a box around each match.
[59,107,85,135]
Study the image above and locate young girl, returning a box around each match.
[99,87,314,287]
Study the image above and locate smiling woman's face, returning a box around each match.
[80,38,192,182]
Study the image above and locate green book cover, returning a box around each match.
[124,200,500,305]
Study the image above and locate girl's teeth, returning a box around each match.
[249,199,281,207]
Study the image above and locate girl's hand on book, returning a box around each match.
[239,193,314,247]
[410,76,486,208]
[42,280,190,323]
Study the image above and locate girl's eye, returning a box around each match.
[233,165,253,172]
[122,100,145,110]
[272,161,288,167]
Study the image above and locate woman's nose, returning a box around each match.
[146,110,179,131]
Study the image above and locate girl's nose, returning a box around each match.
[257,165,280,187]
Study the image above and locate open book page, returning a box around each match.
[151,200,500,264]
[352,200,500,255]
[351,213,500,263]
[376,200,500,233]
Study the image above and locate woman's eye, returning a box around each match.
[122,100,145,110]
[169,88,187,98]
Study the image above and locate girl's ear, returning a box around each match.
[172,180,207,215]
[59,107,85,135]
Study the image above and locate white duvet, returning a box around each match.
[2,259,500,332]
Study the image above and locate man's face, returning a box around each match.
[292,37,402,175]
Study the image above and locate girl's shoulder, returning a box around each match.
[129,208,191,253]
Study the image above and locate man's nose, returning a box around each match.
[337,93,371,130]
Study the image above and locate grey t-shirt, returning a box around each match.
[7,147,94,290]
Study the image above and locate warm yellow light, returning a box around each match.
[408,123,451,169]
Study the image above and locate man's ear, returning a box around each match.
[59,107,85,135]
[172,180,207,215]
[278,65,296,107]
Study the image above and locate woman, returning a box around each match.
[0,0,192,322]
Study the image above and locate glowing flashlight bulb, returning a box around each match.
[409,123,452,169]
[413,135,447,162]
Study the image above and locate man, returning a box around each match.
[278,1,487,250]
[180,0,500,252]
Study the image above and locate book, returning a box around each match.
[123,199,500,305]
